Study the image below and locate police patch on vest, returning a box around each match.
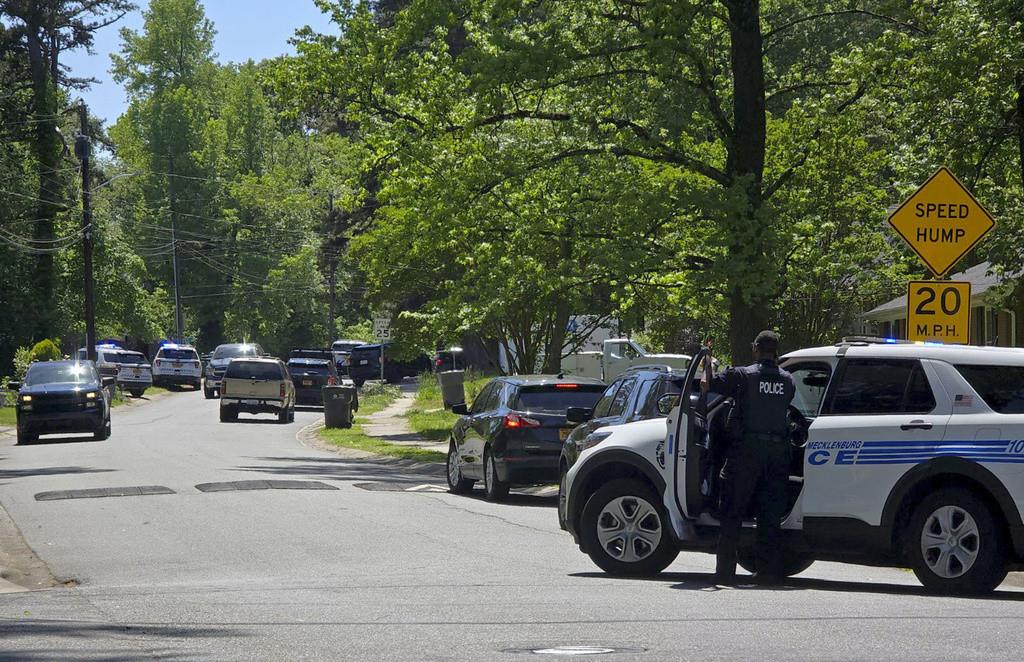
[759,381,784,395]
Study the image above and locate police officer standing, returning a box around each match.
[702,330,796,584]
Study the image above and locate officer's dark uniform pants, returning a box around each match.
[716,435,790,579]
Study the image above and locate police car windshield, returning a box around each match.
[213,345,258,360]
[25,362,98,386]
[331,342,363,352]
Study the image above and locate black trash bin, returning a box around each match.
[323,384,358,429]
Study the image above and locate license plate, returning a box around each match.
[302,379,313,386]
[559,428,572,441]
[133,369,140,376]
[359,360,368,365]
[242,399,260,405]
[174,362,182,368]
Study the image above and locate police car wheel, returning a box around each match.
[446,440,474,494]
[204,384,215,400]
[557,467,569,530]
[219,407,237,423]
[580,478,678,576]
[736,549,813,578]
[907,488,1007,594]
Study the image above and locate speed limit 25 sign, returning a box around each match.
[906,281,971,344]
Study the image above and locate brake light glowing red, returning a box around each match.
[328,376,337,386]
[504,413,541,429]
[555,383,579,389]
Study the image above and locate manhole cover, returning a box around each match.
[35,486,174,501]
[194,480,338,492]
[504,646,645,656]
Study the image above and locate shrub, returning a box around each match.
[13,346,33,379]
[30,339,62,362]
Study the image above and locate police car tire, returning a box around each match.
[204,384,215,400]
[16,429,35,445]
[220,407,237,423]
[907,488,1007,595]
[736,549,814,578]
[93,418,110,441]
[580,478,678,576]
[129,389,145,398]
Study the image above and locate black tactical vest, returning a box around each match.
[736,361,794,436]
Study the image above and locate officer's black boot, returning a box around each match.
[714,518,740,584]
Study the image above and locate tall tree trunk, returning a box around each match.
[1016,72,1024,191]
[543,233,573,374]
[725,0,769,362]
[26,27,62,340]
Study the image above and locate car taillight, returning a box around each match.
[328,376,337,386]
[279,383,286,398]
[435,358,443,366]
[555,383,579,389]
[504,413,541,429]
[221,382,227,395]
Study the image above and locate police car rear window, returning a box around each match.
[160,349,197,360]
[224,362,283,380]
[106,352,147,364]
[955,365,1024,414]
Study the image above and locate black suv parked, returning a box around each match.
[348,343,430,387]
[446,375,606,501]
[286,354,339,406]
[8,361,114,444]
[557,365,687,526]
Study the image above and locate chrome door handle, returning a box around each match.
[900,420,933,431]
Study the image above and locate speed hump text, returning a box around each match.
[906,281,971,344]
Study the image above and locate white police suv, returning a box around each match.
[152,343,202,390]
[561,340,1024,594]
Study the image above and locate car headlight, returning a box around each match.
[86,391,97,399]
[20,394,32,402]
[579,430,613,451]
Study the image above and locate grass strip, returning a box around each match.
[319,387,446,463]
[406,371,493,440]
[0,406,15,426]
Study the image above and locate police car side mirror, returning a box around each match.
[803,373,829,388]
[451,402,469,416]
[102,376,116,387]
[657,394,680,416]
[7,381,21,391]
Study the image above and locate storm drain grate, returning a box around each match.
[35,486,175,501]
[194,480,338,492]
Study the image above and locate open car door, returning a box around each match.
[669,347,709,519]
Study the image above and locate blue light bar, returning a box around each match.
[884,338,898,344]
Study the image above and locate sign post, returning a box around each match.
[373,318,391,382]
[887,167,996,345]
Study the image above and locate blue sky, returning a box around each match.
[64,0,338,126]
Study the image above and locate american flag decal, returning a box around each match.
[954,394,973,407]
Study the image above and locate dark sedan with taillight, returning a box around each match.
[286,356,339,406]
[445,375,606,501]
[7,361,114,445]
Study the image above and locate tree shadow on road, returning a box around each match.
[0,461,115,482]
[570,571,1024,601]
[0,618,245,660]
[233,454,444,485]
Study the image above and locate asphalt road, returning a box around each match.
[1,389,1023,661]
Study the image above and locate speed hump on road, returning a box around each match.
[906,281,971,344]
[888,167,995,277]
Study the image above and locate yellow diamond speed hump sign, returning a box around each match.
[906,281,971,344]
[888,167,996,277]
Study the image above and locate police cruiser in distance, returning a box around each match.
[561,339,1024,594]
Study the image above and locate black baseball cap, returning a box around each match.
[753,330,779,352]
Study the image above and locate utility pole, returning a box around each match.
[75,103,96,362]
[168,154,183,342]
[326,192,337,341]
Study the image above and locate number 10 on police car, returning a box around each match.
[906,281,971,344]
